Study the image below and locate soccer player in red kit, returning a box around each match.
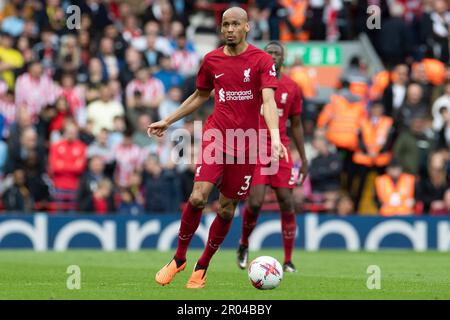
[148,7,287,289]
[237,42,309,273]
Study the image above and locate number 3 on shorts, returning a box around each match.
[237,175,252,196]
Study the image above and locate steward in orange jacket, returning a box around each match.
[375,160,415,216]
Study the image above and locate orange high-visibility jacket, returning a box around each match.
[289,66,316,99]
[412,58,446,86]
[369,70,391,100]
[375,173,415,216]
[353,116,393,167]
[279,0,309,41]
[317,95,367,151]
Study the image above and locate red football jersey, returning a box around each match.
[196,44,278,155]
[259,74,303,150]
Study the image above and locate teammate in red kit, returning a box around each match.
[148,7,287,289]
[237,42,309,273]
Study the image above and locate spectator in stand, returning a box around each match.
[108,115,125,149]
[84,57,106,103]
[142,154,180,213]
[170,33,199,78]
[375,159,416,216]
[122,14,142,43]
[382,64,409,118]
[55,34,81,77]
[394,112,437,176]
[416,151,449,213]
[78,30,93,68]
[437,107,450,150]
[98,37,121,81]
[309,129,343,212]
[48,97,72,135]
[420,0,450,63]
[247,4,270,42]
[58,72,86,127]
[15,60,60,121]
[0,137,6,175]
[143,32,164,70]
[2,169,34,212]
[5,126,46,175]
[119,46,147,88]
[125,66,164,123]
[48,121,86,212]
[79,178,115,214]
[0,88,17,136]
[133,113,155,148]
[397,83,429,129]
[154,55,184,92]
[0,31,24,89]
[378,2,413,68]
[77,155,108,209]
[118,187,144,215]
[32,27,58,74]
[22,148,49,206]
[431,81,450,132]
[113,129,143,188]
[87,83,124,135]
[87,128,116,177]
[159,86,184,130]
[103,23,127,61]
[352,102,395,210]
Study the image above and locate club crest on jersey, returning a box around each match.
[281,92,288,104]
[219,88,225,102]
[269,64,277,77]
[244,68,251,82]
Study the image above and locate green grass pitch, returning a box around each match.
[0,250,449,300]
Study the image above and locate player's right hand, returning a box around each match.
[147,119,169,137]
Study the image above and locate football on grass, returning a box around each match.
[248,256,283,290]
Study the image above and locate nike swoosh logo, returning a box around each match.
[215,73,224,79]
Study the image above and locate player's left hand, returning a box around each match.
[297,160,309,186]
[271,140,289,162]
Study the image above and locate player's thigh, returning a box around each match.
[274,187,295,213]
[220,161,256,201]
[218,192,239,220]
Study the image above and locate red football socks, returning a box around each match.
[197,214,233,268]
[281,211,297,263]
[240,206,259,247]
[174,202,204,262]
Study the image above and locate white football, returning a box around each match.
[248,256,283,290]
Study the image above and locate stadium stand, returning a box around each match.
[0,0,449,216]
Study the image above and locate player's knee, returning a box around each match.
[278,195,294,213]
[248,198,263,214]
[218,201,238,220]
[189,191,208,209]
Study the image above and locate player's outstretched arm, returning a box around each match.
[261,88,288,161]
[147,89,211,137]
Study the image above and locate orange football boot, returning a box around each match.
[186,265,207,289]
[155,259,186,286]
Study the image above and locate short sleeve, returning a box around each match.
[259,53,278,91]
[290,88,303,116]
[196,57,214,91]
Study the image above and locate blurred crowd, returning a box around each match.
[0,0,449,216]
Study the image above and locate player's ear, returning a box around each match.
[245,22,250,33]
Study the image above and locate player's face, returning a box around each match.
[221,16,249,47]
[265,44,284,71]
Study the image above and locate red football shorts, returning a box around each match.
[251,150,297,189]
[194,142,256,200]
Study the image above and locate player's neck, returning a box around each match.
[224,42,249,56]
